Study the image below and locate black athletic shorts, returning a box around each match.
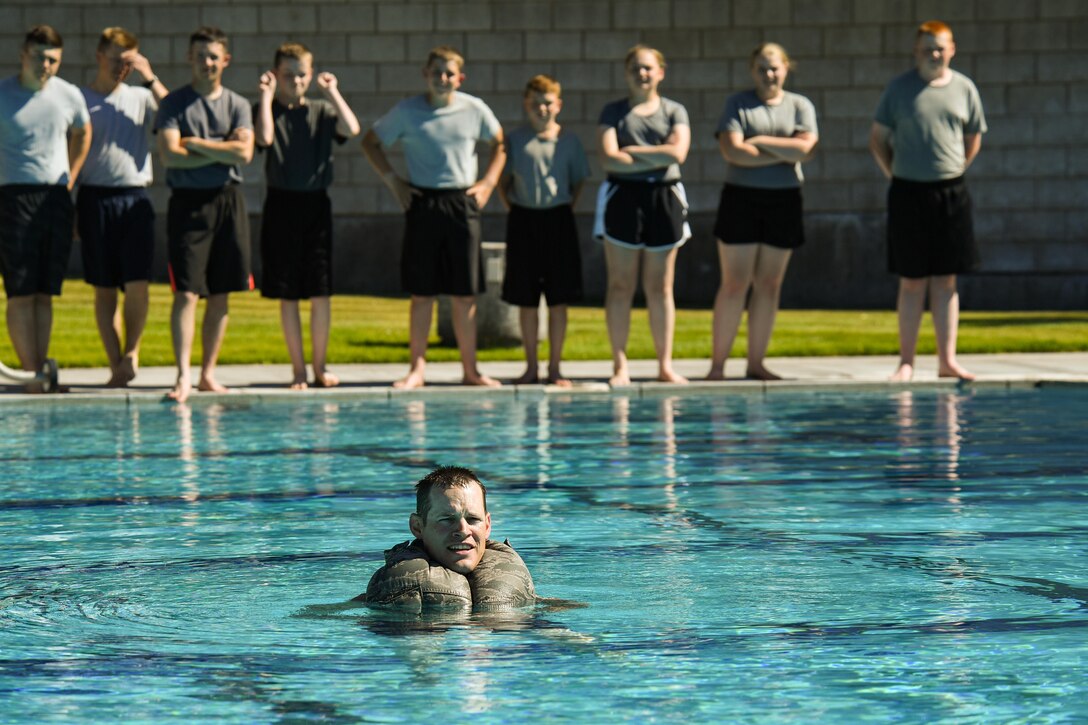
[593,177,691,250]
[502,204,582,307]
[0,184,74,298]
[714,183,805,249]
[887,176,979,278]
[77,185,155,288]
[259,188,332,300]
[167,185,253,296]
[402,187,483,296]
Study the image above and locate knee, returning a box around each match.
[751,273,784,298]
[899,278,927,295]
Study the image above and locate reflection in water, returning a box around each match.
[894,390,965,484]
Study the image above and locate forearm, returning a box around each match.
[185,136,254,165]
[722,141,782,168]
[67,127,91,188]
[624,144,684,166]
[869,141,893,179]
[361,130,395,178]
[478,142,506,190]
[325,88,361,139]
[600,151,657,173]
[963,133,982,170]
[750,134,817,162]
[254,99,275,148]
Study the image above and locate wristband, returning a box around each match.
[142,76,158,89]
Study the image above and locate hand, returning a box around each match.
[466,180,495,209]
[316,72,338,94]
[387,174,421,212]
[129,53,154,84]
[258,71,276,99]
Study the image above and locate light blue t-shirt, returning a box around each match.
[503,126,591,209]
[0,75,90,186]
[373,92,501,189]
[80,83,157,187]
[716,90,818,189]
[874,69,987,181]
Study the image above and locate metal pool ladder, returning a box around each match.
[0,358,59,393]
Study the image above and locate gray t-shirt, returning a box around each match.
[154,85,253,189]
[80,83,157,187]
[502,125,591,209]
[257,98,345,191]
[373,92,501,189]
[598,97,689,182]
[716,90,818,189]
[0,75,90,186]
[874,69,987,182]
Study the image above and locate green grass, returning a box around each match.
[6,282,1088,368]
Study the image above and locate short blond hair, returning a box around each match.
[917,20,953,40]
[524,74,561,98]
[624,44,666,69]
[98,27,138,53]
[426,45,464,71]
[750,42,794,72]
[274,42,312,68]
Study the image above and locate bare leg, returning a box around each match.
[310,296,338,387]
[515,305,540,384]
[33,294,51,370]
[707,242,756,380]
[280,299,307,389]
[168,291,199,402]
[394,295,433,389]
[642,247,687,384]
[197,293,230,393]
[93,286,124,385]
[451,295,499,386]
[6,295,40,373]
[118,280,149,384]
[745,245,793,380]
[546,304,571,387]
[930,274,975,380]
[891,276,928,381]
[604,242,640,386]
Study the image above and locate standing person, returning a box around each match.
[255,43,360,390]
[79,27,168,388]
[706,43,818,381]
[870,20,986,382]
[0,25,90,391]
[361,46,505,389]
[499,74,591,387]
[595,45,691,386]
[155,27,255,402]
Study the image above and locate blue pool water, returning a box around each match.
[1,387,1086,722]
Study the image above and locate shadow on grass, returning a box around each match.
[964,314,1088,328]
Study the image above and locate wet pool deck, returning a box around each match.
[2,352,1085,403]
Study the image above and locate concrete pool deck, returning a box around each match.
[1,352,1085,402]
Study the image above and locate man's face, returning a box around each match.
[524,91,561,130]
[274,56,313,103]
[97,43,136,84]
[424,58,463,100]
[409,484,491,574]
[914,32,955,81]
[21,44,62,88]
[189,40,230,85]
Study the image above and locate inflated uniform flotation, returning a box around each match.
[359,539,535,611]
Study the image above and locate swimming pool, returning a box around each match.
[1,387,1085,722]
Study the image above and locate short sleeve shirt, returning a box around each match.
[154,85,253,189]
[598,97,689,182]
[716,90,818,189]
[373,92,501,189]
[80,83,157,187]
[874,69,987,182]
[503,125,591,209]
[0,75,90,186]
[257,98,344,191]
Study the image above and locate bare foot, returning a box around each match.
[313,370,340,388]
[939,362,976,381]
[463,372,501,387]
[745,365,782,381]
[658,368,689,384]
[609,370,632,387]
[393,370,425,389]
[289,371,309,391]
[166,377,192,403]
[545,372,573,388]
[705,367,726,381]
[197,376,230,394]
[105,371,129,388]
[889,363,914,382]
[513,368,540,385]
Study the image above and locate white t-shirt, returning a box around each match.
[0,75,90,186]
[80,83,157,187]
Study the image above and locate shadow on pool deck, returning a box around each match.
[1,352,1085,402]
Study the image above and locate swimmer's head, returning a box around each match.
[409,466,491,574]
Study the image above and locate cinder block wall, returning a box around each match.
[9,0,1088,308]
